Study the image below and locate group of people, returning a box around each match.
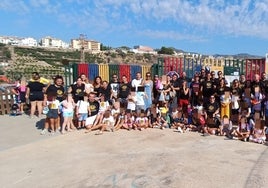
[11,69,268,144]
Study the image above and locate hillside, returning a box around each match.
[0,46,159,81]
[0,44,265,82]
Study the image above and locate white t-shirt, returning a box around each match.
[85,83,94,93]
[102,116,115,126]
[136,92,145,106]
[99,101,110,113]
[61,100,75,112]
[111,108,120,116]
[77,100,90,114]
[127,95,137,111]
[47,100,60,110]
[131,79,143,91]
[135,117,148,124]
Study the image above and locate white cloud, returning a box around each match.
[0,0,30,14]
[2,0,268,41]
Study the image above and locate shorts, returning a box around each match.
[85,115,97,126]
[62,111,74,117]
[136,105,145,112]
[78,113,88,121]
[20,92,26,103]
[29,92,44,101]
[47,109,59,119]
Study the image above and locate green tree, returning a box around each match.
[157,47,175,55]
[100,43,112,51]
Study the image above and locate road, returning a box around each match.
[0,115,267,188]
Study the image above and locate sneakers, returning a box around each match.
[40,129,47,135]
[177,127,183,133]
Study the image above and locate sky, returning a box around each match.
[0,0,268,56]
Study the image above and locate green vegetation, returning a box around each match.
[157,47,175,55]
[14,47,81,65]
[100,43,112,51]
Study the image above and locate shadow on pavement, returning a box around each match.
[35,118,45,130]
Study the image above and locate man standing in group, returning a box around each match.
[118,75,131,109]
[109,74,120,102]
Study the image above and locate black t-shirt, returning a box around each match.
[118,82,131,99]
[71,84,85,103]
[190,81,200,96]
[88,100,100,117]
[202,80,215,97]
[46,84,65,102]
[171,79,181,97]
[99,85,112,101]
[27,81,46,101]
[205,102,219,117]
[94,86,101,97]
[217,86,226,97]
[27,81,45,93]
[231,86,241,96]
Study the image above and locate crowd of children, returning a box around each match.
[12,70,268,144]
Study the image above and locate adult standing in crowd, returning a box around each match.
[171,73,181,109]
[41,75,65,135]
[131,72,143,90]
[200,72,216,104]
[68,77,85,103]
[152,74,161,103]
[190,74,201,106]
[99,80,113,104]
[109,74,120,101]
[118,75,131,109]
[26,72,46,118]
[144,72,153,112]
[93,76,102,97]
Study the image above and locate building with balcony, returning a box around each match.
[71,39,101,52]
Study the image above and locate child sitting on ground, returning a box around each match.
[95,110,115,135]
[219,115,233,137]
[134,110,149,131]
[114,110,126,131]
[93,94,110,127]
[170,106,185,133]
[249,120,266,144]
[153,113,169,130]
[232,115,251,142]
[111,101,120,121]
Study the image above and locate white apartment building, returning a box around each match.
[71,39,101,52]
[0,36,21,45]
[40,36,69,48]
[0,36,38,46]
[21,37,38,47]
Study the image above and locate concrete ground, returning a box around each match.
[0,115,267,188]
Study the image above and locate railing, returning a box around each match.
[0,91,15,115]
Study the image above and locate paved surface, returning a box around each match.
[0,115,268,188]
